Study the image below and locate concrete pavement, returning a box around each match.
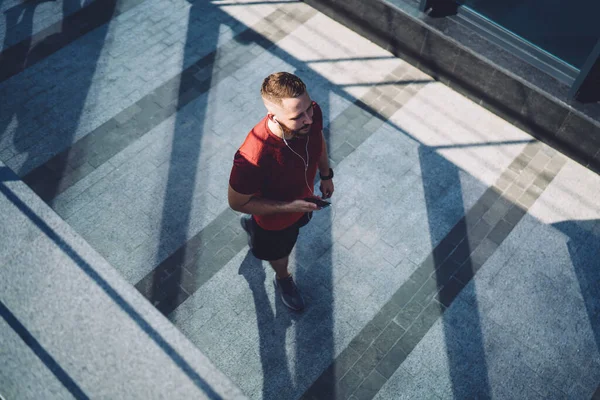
[1,0,599,399]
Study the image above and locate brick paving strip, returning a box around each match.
[134,64,428,315]
[22,4,318,202]
[0,0,148,83]
[300,143,567,400]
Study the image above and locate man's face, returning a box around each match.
[275,92,314,137]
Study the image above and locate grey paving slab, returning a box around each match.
[373,152,598,400]
[172,228,414,399]
[0,163,69,263]
[0,0,273,175]
[0,0,110,52]
[20,2,321,285]
[171,77,536,400]
[0,163,246,399]
[0,304,74,400]
[478,228,600,392]
[4,0,600,398]
[374,366,441,400]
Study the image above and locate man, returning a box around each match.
[228,72,335,311]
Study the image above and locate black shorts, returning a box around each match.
[250,213,311,261]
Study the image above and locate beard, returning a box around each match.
[279,120,311,139]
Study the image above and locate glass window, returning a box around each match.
[458,0,600,69]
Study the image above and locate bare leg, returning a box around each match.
[270,256,290,279]
[270,255,304,310]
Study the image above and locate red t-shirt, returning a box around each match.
[229,102,324,231]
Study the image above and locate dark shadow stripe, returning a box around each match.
[22,6,315,202]
[302,143,567,400]
[304,55,396,63]
[0,299,89,399]
[135,208,242,315]
[593,383,600,400]
[0,0,147,83]
[135,66,428,316]
[339,79,433,87]
[212,0,301,5]
[432,139,534,150]
[0,182,223,399]
[0,166,17,182]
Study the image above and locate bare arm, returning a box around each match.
[318,130,331,175]
[317,130,335,198]
[228,185,317,215]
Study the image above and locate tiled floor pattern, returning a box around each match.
[303,142,566,399]
[2,0,599,399]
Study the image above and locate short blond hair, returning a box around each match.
[260,72,306,106]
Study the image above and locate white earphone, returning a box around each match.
[273,116,313,196]
[273,115,337,222]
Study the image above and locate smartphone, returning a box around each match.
[304,197,331,208]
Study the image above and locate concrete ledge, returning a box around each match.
[0,163,246,400]
[302,0,600,174]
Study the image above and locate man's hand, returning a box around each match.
[229,185,319,215]
[285,199,319,213]
[320,179,334,199]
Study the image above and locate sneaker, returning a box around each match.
[240,216,253,247]
[274,273,305,311]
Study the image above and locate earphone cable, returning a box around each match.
[279,120,336,223]
[282,129,312,196]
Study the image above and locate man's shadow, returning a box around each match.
[420,147,492,398]
[238,250,296,400]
